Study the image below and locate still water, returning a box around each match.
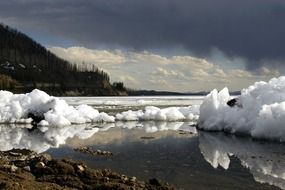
[44,125,284,190]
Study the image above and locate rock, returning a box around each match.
[23,166,31,172]
[38,154,52,164]
[227,98,242,108]
[35,162,45,169]
[2,164,18,172]
[138,182,146,188]
[10,165,18,172]
[0,149,176,189]
[0,182,6,189]
[103,177,110,182]
[149,178,161,186]
[77,165,85,172]
[9,152,22,157]
[30,155,36,159]
[121,175,128,182]
[140,136,155,140]
[130,176,136,182]
[17,156,28,161]
[48,160,76,175]
[107,151,113,156]
[2,165,10,170]
[74,147,113,157]
[27,112,45,125]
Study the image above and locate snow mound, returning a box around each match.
[0,89,199,126]
[0,89,115,126]
[198,76,285,141]
[115,105,199,121]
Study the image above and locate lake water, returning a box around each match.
[0,96,284,190]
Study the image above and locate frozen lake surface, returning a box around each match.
[62,95,204,113]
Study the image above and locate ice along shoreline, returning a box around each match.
[1,76,285,141]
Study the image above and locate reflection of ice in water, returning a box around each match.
[0,124,100,153]
[0,122,197,153]
[199,132,285,189]
[116,121,197,134]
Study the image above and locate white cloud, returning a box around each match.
[191,69,210,78]
[129,51,169,65]
[49,46,281,92]
[118,75,139,86]
[153,67,186,79]
[48,46,126,65]
[213,68,227,78]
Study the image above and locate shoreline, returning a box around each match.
[0,149,175,190]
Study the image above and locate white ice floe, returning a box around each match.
[0,89,115,126]
[0,89,199,126]
[62,96,204,107]
[198,76,285,141]
[115,105,200,121]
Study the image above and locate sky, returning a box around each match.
[0,0,284,92]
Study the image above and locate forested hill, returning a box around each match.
[0,24,127,96]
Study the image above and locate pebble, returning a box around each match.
[74,147,112,156]
[140,136,155,140]
[139,183,145,188]
[35,162,45,169]
[77,165,85,172]
[9,152,22,156]
[130,176,136,182]
[121,175,128,182]
[40,154,52,163]
[23,166,31,172]
[3,164,18,172]
[149,178,161,186]
[10,165,18,172]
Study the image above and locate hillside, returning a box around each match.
[0,24,127,96]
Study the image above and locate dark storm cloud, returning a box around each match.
[1,0,285,69]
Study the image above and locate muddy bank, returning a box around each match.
[0,149,175,190]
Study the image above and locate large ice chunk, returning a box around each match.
[115,105,199,121]
[0,89,199,126]
[198,76,285,141]
[0,89,115,126]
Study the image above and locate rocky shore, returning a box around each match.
[74,147,113,157]
[0,149,175,190]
